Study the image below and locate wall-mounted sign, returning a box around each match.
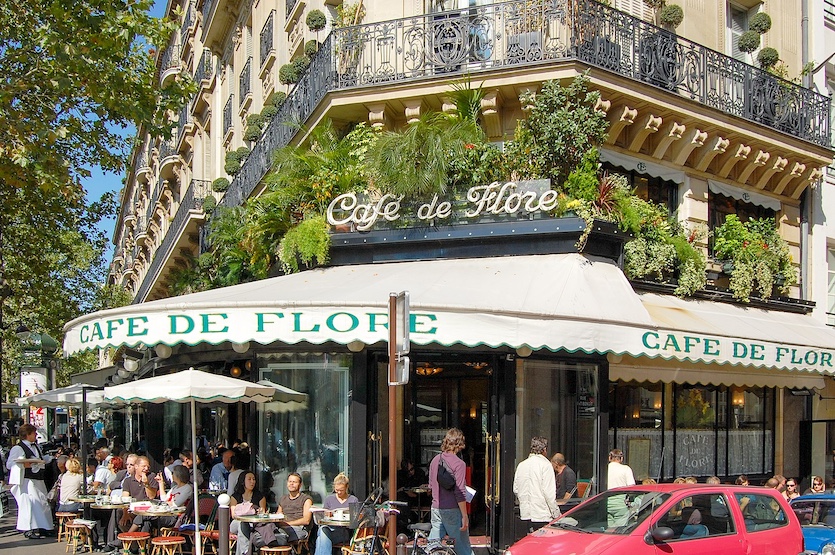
[327,180,555,231]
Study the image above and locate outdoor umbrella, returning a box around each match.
[26,383,106,492]
[104,368,275,555]
[256,379,308,412]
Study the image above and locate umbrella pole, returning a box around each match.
[191,399,201,555]
[81,388,88,494]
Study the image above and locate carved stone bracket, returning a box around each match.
[738,150,770,184]
[755,156,788,190]
[672,129,707,166]
[695,136,729,172]
[718,144,751,178]
[652,121,686,159]
[773,162,807,195]
[628,114,662,152]
[607,105,637,144]
[481,90,502,139]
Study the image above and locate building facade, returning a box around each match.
[74,0,835,549]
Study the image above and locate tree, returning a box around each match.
[0,0,194,392]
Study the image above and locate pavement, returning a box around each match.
[0,486,74,555]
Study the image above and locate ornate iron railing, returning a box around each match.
[827,0,835,24]
[286,0,298,20]
[261,10,275,69]
[240,57,252,107]
[160,38,181,73]
[194,48,213,84]
[178,103,190,133]
[223,94,234,136]
[201,0,214,28]
[180,2,194,47]
[134,179,211,302]
[159,132,178,161]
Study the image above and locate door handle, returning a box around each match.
[494,432,500,505]
[484,434,493,503]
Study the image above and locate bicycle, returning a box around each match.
[342,489,402,555]
[403,522,456,555]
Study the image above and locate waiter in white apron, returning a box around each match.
[5,423,54,538]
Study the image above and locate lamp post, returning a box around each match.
[16,324,59,439]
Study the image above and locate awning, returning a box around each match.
[64,253,655,356]
[600,149,686,184]
[62,253,835,375]
[708,179,781,211]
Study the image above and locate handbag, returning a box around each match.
[435,456,456,491]
[47,480,59,503]
[232,501,255,516]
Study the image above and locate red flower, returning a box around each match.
[464,143,475,150]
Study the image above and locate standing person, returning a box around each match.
[5,423,55,538]
[606,449,635,489]
[428,428,472,555]
[551,453,577,500]
[314,473,359,555]
[513,437,559,533]
[606,448,635,527]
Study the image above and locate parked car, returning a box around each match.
[506,483,808,555]
[790,493,835,554]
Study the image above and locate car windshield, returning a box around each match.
[792,499,835,527]
[547,490,670,535]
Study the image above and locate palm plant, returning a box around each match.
[369,112,484,198]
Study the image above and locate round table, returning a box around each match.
[232,513,286,524]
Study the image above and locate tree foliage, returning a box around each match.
[0,0,194,393]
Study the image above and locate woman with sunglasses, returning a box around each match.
[804,475,826,494]
[784,478,801,500]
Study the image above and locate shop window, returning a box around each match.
[610,382,773,480]
[256,352,351,508]
[603,163,678,214]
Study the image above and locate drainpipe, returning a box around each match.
[802,0,810,88]
[801,188,809,300]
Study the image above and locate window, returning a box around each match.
[828,247,835,325]
[734,492,788,531]
[603,164,678,214]
[658,494,733,539]
[708,191,776,255]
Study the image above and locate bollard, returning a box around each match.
[218,493,231,555]
[396,533,409,555]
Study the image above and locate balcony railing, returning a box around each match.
[261,10,275,69]
[827,0,835,24]
[159,132,178,161]
[219,0,830,213]
[286,0,298,19]
[223,94,234,136]
[134,179,211,302]
[202,0,215,27]
[160,38,181,73]
[194,48,214,84]
[240,57,252,107]
[180,1,195,47]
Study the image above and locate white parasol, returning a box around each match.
[105,368,275,555]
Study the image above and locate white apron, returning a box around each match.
[11,477,54,531]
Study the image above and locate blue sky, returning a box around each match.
[83,1,166,257]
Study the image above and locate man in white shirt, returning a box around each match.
[5,424,54,538]
[513,436,559,534]
[92,447,114,491]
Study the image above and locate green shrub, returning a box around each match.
[278,215,331,273]
[306,9,327,32]
[749,12,772,34]
[305,39,319,58]
[292,55,311,74]
[757,47,780,69]
[236,146,251,160]
[659,4,684,28]
[279,63,300,85]
[224,159,241,175]
[267,91,287,107]
[244,124,262,142]
[261,105,278,120]
[737,30,761,53]
[202,195,217,213]
[247,113,266,128]
[211,178,230,192]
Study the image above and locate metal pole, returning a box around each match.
[192,399,202,555]
[81,388,88,494]
[387,293,398,550]
[218,495,230,555]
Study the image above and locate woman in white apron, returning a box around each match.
[5,423,54,538]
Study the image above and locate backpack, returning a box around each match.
[436,456,456,491]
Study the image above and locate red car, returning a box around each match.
[506,484,809,555]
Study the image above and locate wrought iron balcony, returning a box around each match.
[240,57,252,107]
[194,48,214,85]
[134,179,211,302]
[202,0,214,27]
[286,0,298,20]
[180,2,195,47]
[159,38,181,74]
[261,10,275,69]
[223,94,234,136]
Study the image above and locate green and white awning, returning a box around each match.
[63,253,835,374]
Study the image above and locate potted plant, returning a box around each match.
[333,1,366,85]
[712,214,797,302]
[306,9,327,39]
[279,63,300,89]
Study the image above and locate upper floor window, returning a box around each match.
[827,247,835,325]
[709,191,775,231]
[727,3,758,61]
[603,163,678,214]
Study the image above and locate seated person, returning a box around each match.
[396,459,428,528]
[315,473,359,555]
[274,472,313,545]
[128,464,192,533]
[231,471,272,555]
[678,507,709,539]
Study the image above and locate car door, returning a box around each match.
[731,491,801,555]
[652,492,746,554]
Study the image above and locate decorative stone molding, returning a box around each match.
[737,150,770,184]
[651,121,685,159]
[628,114,662,152]
[368,103,390,131]
[480,90,502,138]
[403,98,424,124]
[718,144,751,178]
[695,136,729,172]
[593,97,611,114]
[774,162,807,195]
[606,105,637,144]
[672,129,707,166]
[516,86,536,112]
[755,156,788,190]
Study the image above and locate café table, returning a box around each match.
[91,501,131,548]
[68,495,98,519]
[232,513,286,524]
[406,487,432,522]
[131,506,187,536]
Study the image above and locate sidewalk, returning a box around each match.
[0,487,69,555]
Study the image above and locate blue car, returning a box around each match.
[790,493,835,554]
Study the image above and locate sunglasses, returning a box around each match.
[787,483,796,487]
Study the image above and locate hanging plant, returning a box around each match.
[278,215,331,274]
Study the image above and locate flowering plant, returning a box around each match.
[712,215,797,302]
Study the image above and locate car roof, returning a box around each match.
[791,493,835,501]
[608,484,779,495]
